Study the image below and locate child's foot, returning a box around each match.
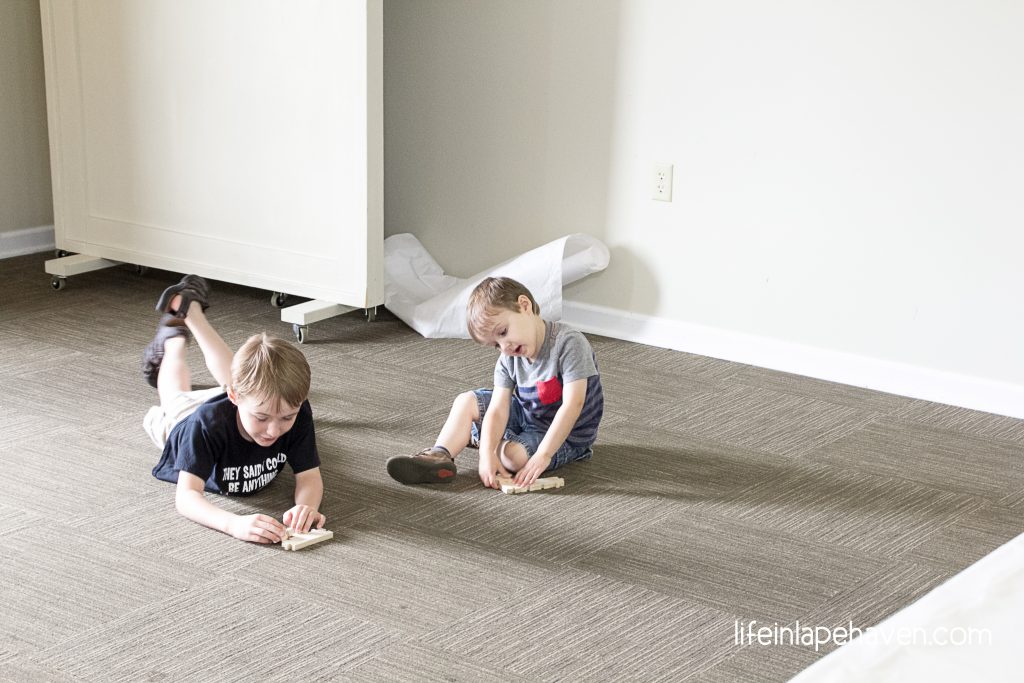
[142,315,192,388]
[386,447,457,484]
[155,274,211,319]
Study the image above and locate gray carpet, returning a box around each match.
[1,251,1021,682]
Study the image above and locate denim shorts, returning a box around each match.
[470,389,593,472]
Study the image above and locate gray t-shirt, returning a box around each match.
[493,320,603,447]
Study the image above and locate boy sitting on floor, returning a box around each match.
[387,276,603,489]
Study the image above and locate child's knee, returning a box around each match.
[455,390,479,420]
[499,440,529,470]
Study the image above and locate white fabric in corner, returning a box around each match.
[789,532,1024,682]
[383,233,610,339]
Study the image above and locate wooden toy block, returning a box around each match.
[496,476,564,495]
[281,527,333,551]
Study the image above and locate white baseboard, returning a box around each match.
[562,300,1024,420]
[0,225,55,259]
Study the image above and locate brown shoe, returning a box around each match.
[142,314,191,388]
[386,447,456,484]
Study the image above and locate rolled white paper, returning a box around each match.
[383,233,610,339]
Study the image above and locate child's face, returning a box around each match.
[229,391,301,447]
[478,295,543,361]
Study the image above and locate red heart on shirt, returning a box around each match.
[536,376,563,405]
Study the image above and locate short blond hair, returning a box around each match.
[466,277,539,343]
[231,333,310,407]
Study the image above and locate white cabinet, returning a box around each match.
[40,0,383,318]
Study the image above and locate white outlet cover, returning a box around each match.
[653,163,673,201]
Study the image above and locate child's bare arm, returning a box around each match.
[285,467,325,533]
[514,378,587,486]
[175,471,285,543]
[478,386,513,488]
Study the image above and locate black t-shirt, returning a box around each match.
[152,393,319,495]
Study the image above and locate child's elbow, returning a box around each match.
[174,486,198,515]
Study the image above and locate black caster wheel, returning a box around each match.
[365,306,377,322]
[134,265,149,276]
[293,324,308,344]
[51,277,66,291]
[55,249,70,258]
[271,292,289,308]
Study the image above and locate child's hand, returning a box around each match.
[514,453,552,487]
[228,513,286,544]
[478,454,511,489]
[283,505,326,534]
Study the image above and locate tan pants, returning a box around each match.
[143,386,226,449]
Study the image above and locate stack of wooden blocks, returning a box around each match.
[496,476,565,495]
[280,527,333,551]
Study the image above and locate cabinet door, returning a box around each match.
[40,0,383,307]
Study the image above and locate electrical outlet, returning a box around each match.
[653,163,673,201]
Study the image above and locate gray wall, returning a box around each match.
[0,0,52,237]
[384,0,1024,407]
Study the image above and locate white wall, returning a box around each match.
[384,0,1024,417]
[0,0,53,254]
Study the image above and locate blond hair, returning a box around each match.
[466,277,539,343]
[230,333,310,407]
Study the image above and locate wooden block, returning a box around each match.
[496,476,564,495]
[281,527,333,551]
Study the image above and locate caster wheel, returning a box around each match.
[365,306,377,322]
[51,277,66,291]
[134,265,149,276]
[55,249,70,258]
[271,292,289,308]
[293,324,308,344]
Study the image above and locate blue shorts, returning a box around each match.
[470,389,593,472]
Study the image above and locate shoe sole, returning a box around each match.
[386,456,456,485]
[155,275,210,317]
[142,321,191,389]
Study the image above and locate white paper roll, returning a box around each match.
[383,233,610,338]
